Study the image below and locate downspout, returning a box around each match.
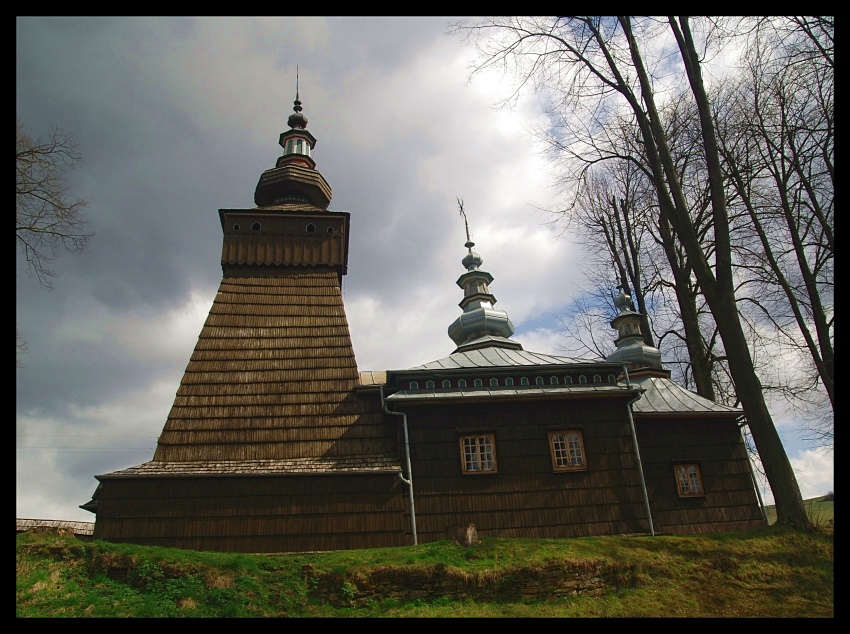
[623,365,655,536]
[739,418,769,524]
[381,386,418,545]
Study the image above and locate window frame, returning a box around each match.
[459,433,498,475]
[548,430,588,473]
[674,462,706,498]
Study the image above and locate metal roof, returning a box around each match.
[629,375,742,417]
[394,347,612,372]
[386,383,636,403]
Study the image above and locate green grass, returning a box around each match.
[17,521,833,617]
[764,494,834,527]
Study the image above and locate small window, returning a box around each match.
[442,379,451,389]
[458,379,467,388]
[252,222,261,231]
[520,377,529,386]
[608,374,617,384]
[306,223,316,233]
[459,434,497,474]
[505,377,514,387]
[409,381,419,390]
[535,376,544,386]
[425,380,435,389]
[232,223,240,231]
[550,376,559,385]
[548,430,587,472]
[593,374,602,383]
[474,378,483,387]
[327,226,335,234]
[675,463,705,497]
[489,378,499,387]
[564,376,573,384]
[579,375,587,384]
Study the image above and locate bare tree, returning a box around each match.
[16,116,92,365]
[16,117,92,290]
[716,18,833,444]
[453,16,812,530]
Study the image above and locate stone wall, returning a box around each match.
[304,559,635,607]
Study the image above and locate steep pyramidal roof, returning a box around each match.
[94,86,399,481]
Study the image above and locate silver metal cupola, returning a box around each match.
[447,201,522,353]
[605,286,662,369]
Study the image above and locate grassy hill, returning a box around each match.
[17,522,833,617]
[764,494,833,526]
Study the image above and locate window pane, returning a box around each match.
[461,435,496,473]
[550,431,585,470]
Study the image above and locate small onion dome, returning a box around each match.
[614,287,633,313]
[462,241,483,270]
[287,93,308,129]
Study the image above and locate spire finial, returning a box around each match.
[457,197,474,249]
[293,66,302,113]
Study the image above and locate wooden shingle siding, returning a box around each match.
[149,271,386,464]
[399,397,652,543]
[92,474,408,553]
[221,232,345,269]
[94,268,404,552]
[635,418,765,534]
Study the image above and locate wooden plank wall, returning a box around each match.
[402,397,652,543]
[635,418,766,534]
[93,474,410,553]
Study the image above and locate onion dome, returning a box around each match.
[448,238,521,353]
[605,286,662,369]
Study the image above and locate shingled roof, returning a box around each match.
[100,270,398,477]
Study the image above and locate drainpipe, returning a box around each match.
[381,386,418,545]
[739,418,769,524]
[623,365,655,536]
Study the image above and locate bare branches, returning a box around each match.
[16,117,92,290]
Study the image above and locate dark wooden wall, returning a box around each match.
[635,417,766,534]
[93,473,409,553]
[400,397,652,543]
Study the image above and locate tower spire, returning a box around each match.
[447,201,521,352]
[253,69,332,209]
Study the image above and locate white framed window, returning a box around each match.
[442,379,451,388]
[458,379,467,388]
[489,378,498,387]
[426,380,435,389]
[409,381,419,390]
[459,434,497,474]
[473,378,483,387]
[548,430,587,472]
[675,463,705,497]
[505,377,514,386]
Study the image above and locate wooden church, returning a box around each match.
[81,90,766,553]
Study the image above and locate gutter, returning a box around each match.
[381,386,418,545]
[739,418,769,524]
[623,365,655,536]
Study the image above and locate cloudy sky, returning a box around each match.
[16,17,831,523]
